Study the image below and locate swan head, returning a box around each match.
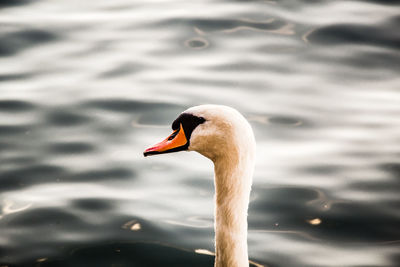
[144,104,255,161]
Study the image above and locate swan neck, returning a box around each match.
[213,153,253,267]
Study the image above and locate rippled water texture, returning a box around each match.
[0,1,399,266]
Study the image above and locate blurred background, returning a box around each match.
[0,1,399,266]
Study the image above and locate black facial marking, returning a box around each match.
[172,113,206,147]
[167,129,179,141]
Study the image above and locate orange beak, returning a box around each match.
[144,124,188,157]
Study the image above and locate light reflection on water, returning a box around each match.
[0,0,399,266]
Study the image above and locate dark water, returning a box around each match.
[1,1,399,267]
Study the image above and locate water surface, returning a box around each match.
[0,0,399,266]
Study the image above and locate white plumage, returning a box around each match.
[145,105,256,267]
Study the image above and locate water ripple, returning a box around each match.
[305,16,400,49]
[0,100,35,112]
[46,142,95,155]
[0,29,58,57]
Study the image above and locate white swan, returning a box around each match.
[144,104,256,267]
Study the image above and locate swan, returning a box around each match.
[144,104,256,267]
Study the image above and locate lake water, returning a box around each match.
[0,1,399,266]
